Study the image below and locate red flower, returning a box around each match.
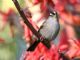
[24,43,59,60]
[66,39,80,58]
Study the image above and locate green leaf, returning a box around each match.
[0,0,2,8]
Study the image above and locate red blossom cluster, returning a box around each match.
[23,43,59,60]
[20,0,80,59]
[55,0,80,25]
[55,0,80,59]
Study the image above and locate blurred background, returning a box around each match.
[0,0,26,60]
[0,0,80,60]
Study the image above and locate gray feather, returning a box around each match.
[38,12,60,41]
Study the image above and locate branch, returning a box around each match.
[12,0,41,38]
[12,0,51,51]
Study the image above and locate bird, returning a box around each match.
[38,11,60,41]
[27,12,60,51]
